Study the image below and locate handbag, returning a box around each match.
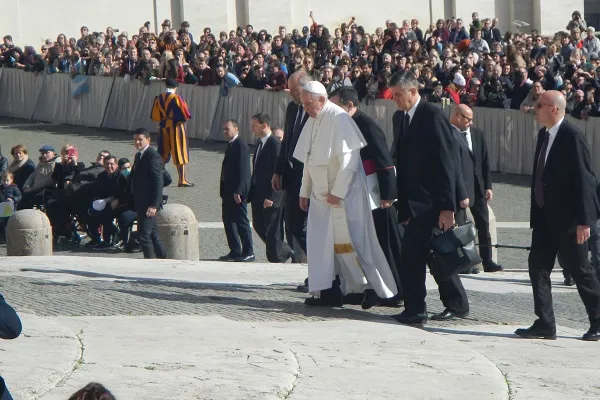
[427,221,482,281]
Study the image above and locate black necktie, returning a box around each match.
[255,139,263,166]
[462,131,471,150]
[401,113,410,140]
[534,130,550,208]
[294,105,304,131]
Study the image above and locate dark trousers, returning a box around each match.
[222,197,253,257]
[118,210,137,244]
[470,196,493,262]
[251,201,293,262]
[136,211,166,259]
[528,216,600,329]
[88,208,117,242]
[283,181,307,253]
[400,212,469,315]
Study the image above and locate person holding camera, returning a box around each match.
[567,11,587,31]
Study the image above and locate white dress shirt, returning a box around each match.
[544,117,564,163]
[406,95,421,124]
[255,132,271,163]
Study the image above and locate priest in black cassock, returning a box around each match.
[330,86,403,308]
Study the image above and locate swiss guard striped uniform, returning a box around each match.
[151,84,193,186]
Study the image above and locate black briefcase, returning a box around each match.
[427,221,482,281]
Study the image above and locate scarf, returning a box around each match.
[8,155,28,173]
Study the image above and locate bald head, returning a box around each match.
[536,90,566,128]
[451,104,474,130]
[289,71,311,103]
[541,90,567,111]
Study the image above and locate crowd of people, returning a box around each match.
[0,143,148,251]
[1,10,600,117]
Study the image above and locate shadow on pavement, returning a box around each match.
[426,326,581,340]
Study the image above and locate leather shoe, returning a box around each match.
[218,253,238,262]
[304,295,343,307]
[235,254,255,262]
[514,324,557,340]
[582,325,600,341]
[483,261,504,272]
[564,276,575,286]
[391,311,427,326]
[178,182,195,187]
[361,289,379,310]
[459,267,480,275]
[431,309,469,321]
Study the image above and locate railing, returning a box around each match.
[2,67,600,176]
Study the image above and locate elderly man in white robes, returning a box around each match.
[293,81,398,306]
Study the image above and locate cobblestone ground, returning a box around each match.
[1,117,591,332]
[0,275,590,331]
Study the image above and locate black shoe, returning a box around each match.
[218,253,239,262]
[514,324,557,340]
[391,311,428,326]
[582,325,600,341]
[459,267,480,274]
[431,309,469,321]
[304,295,343,307]
[235,254,256,262]
[343,293,364,305]
[564,276,575,286]
[361,289,379,310]
[178,182,195,187]
[285,250,295,263]
[379,296,404,308]
[483,261,504,273]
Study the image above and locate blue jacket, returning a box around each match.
[0,184,21,205]
[0,293,22,399]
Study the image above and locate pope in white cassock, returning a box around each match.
[293,81,398,307]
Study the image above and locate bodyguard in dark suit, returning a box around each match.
[516,91,600,341]
[388,70,468,326]
[450,105,504,273]
[249,113,294,263]
[272,71,312,261]
[131,128,166,259]
[219,119,254,262]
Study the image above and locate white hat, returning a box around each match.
[303,81,328,96]
[453,72,466,87]
[92,199,108,211]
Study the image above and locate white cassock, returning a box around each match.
[293,101,398,298]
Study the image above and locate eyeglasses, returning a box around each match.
[458,114,473,122]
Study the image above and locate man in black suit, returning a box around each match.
[516,90,600,342]
[219,119,254,262]
[329,86,403,308]
[272,71,312,288]
[389,70,468,326]
[249,113,294,263]
[131,128,166,259]
[450,104,503,274]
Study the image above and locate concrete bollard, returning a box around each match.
[156,204,199,261]
[466,204,498,270]
[6,209,53,256]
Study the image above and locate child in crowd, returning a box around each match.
[0,171,21,240]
